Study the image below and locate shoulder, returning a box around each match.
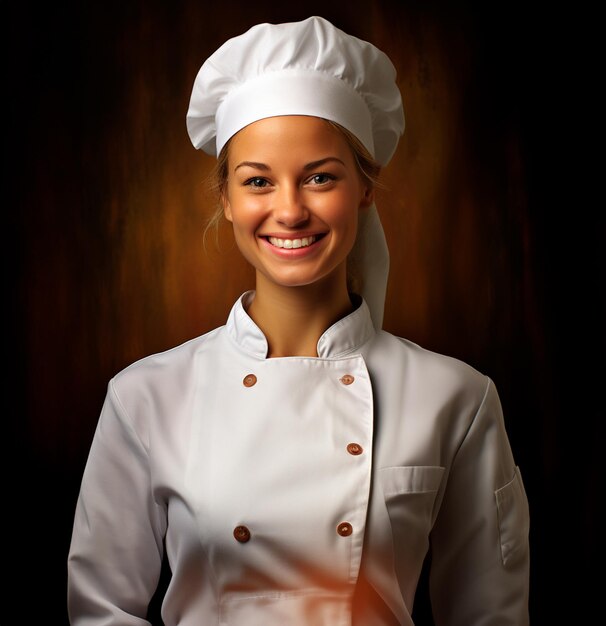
[110,324,227,402]
[367,329,491,407]
[364,331,504,456]
[94,325,233,448]
[372,330,487,383]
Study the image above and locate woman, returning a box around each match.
[67,16,530,625]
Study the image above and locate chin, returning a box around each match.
[259,265,345,290]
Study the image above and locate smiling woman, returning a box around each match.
[223,115,373,357]
[207,117,382,295]
[223,116,374,357]
[67,16,530,626]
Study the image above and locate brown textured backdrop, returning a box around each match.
[7,1,601,624]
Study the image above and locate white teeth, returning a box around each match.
[268,236,316,249]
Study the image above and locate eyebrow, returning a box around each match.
[234,161,269,172]
[233,157,345,173]
[303,157,346,171]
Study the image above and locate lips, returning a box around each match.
[267,235,316,249]
[259,233,327,257]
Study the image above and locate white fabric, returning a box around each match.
[214,69,375,163]
[68,292,530,625]
[186,16,404,163]
[351,204,390,331]
[186,16,405,329]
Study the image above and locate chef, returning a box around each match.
[67,16,530,626]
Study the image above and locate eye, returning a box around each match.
[244,177,270,188]
[308,173,336,185]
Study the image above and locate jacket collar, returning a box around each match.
[226,290,376,359]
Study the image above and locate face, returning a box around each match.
[223,115,373,290]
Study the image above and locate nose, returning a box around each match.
[272,184,309,227]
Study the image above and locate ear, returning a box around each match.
[222,192,233,223]
[359,185,375,211]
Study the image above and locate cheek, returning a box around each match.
[228,213,261,267]
[226,194,264,233]
[320,192,361,234]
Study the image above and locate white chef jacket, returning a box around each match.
[67,291,530,626]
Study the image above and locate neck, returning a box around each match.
[247,269,354,358]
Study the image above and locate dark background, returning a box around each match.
[6,0,602,624]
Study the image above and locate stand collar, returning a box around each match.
[226,291,376,359]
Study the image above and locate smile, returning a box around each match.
[267,236,317,249]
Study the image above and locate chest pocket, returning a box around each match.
[378,465,445,589]
[379,465,445,532]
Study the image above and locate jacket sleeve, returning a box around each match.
[67,380,167,625]
[428,377,530,626]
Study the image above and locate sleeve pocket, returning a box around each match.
[379,465,445,496]
[495,466,530,567]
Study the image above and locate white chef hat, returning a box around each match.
[186,16,405,328]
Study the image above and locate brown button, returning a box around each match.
[347,443,363,455]
[233,525,251,543]
[337,522,353,537]
[243,374,257,387]
[340,374,355,385]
